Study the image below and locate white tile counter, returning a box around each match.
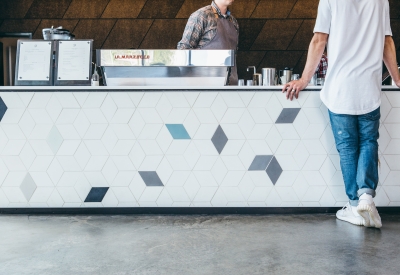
[0,86,399,209]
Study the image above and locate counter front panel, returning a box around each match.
[0,88,399,208]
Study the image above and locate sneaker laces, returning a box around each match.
[341,202,351,211]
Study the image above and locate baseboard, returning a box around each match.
[1,207,399,215]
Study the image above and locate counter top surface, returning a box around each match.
[0,86,399,91]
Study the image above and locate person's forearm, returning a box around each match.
[301,33,328,82]
[383,36,399,82]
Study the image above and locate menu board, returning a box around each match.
[17,41,52,81]
[57,41,91,81]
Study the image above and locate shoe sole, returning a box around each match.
[336,214,364,226]
[357,205,382,228]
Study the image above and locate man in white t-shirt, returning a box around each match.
[282,0,400,228]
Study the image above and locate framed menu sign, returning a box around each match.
[15,40,53,86]
[55,40,93,86]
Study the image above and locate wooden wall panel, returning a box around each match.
[0,0,398,79]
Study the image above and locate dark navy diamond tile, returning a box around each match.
[0,97,8,122]
[211,125,228,154]
[266,157,283,185]
[248,155,273,171]
[275,108,301,124]
[84,187,109,202]
[139,171,164,186]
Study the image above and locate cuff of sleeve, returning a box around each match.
[313,28,330,34]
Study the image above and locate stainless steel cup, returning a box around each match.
[262,68,276,86]
[253,73,262,86]
[238,79,245,86]
[246,80,254,86]
[292,74,300,81]
[309,73,317,85]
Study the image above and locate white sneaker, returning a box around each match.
[357,193,382,228]
[336,202,364,226]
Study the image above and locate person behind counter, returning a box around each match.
[316,51,328,79]
[177,0,239,85]
[282,0,400,229]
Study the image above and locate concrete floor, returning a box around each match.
[0,214,399,275]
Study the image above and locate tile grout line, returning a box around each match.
[287,0,300,19]
[286,19,305,51]
[100,19,118,49]
[61,0,74,19]
[99,0,112,18]
[138,19,155,49]
[248,0,262,19]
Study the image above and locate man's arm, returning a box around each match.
[177,14,204,49]
[383,36,400,87]
[282,32,329,100]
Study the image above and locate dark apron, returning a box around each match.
[201,13,238,86]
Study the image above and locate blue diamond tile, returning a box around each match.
[166,124,191,139]
[211,125,228,154]
[275,108,301,124]
[139,171,164,186]
[84,187,109,202]
[248,155,274,171]
[266,157,282,185]
[0,97,8,122]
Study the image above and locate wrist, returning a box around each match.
[299,78,309,85]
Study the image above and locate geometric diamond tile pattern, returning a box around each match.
[46,126,64,154]
[266,157,283,185]
[248,155,273,171]
[20,173,37,201]
[166,124,191,139]
[139,171,164,187]
[248,155,282,185]
[0,97,7,121]
[0,91,399,208]
[212,125,228,154]
[84,187,109,202]
[275,108,301,124]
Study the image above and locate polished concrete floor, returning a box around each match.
[0,214,399,275]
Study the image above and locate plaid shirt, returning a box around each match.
[177,1,239,50]
[316,54,328,78]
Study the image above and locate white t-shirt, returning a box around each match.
[314,0,392,115]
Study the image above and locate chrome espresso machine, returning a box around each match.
[96,49,235,86]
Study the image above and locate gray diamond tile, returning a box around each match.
[139,171,164,186]
[248,155,273,171]
[266,157,283,185]
[275,108,301,124]
[0,97,7,122]
[84,187,109,202]
[47,126,64,154]
[20,173,37,201]
[211,125,228,154]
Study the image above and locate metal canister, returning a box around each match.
[262,68,276,86]
[253,73,262,86]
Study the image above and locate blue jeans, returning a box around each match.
[329,107,380,206]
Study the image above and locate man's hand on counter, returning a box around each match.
[282,78,309,101]
[395,78,400,88]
